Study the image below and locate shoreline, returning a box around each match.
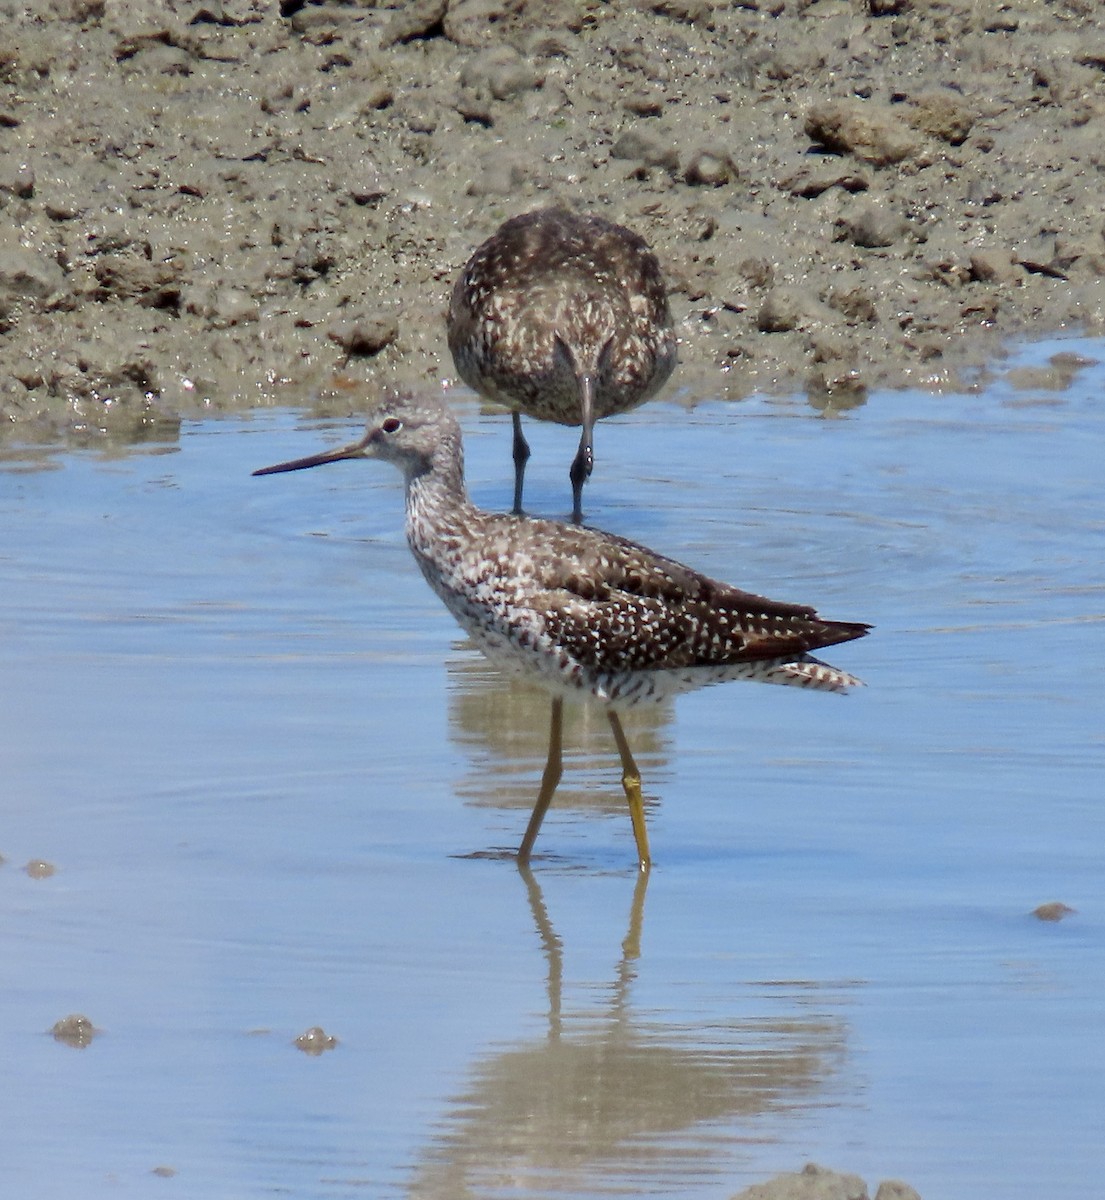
[3,0,1103,448]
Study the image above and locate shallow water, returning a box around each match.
[2,337,1103,1199]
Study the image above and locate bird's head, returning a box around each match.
[253,391,461,481]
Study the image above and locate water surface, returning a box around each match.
[2,338,1103,1198]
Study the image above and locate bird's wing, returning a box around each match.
[516,524,861,673]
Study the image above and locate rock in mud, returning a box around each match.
[805,100,923,166]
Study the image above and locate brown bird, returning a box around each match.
[447,207,677,523]
[255,391,870,870]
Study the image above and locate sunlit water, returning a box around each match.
[2,338,1103,1199]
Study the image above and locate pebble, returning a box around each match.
[610,127,679,172]
[183,284,259,327]
[906,90,976,145]
[841,204,909,249]
[826,285,880,323]
[464,153,528,197]
[295,1026,338,1055]
[52,1014,98,1047]
[0,241,65,304]
[442,0,587,48]
[93,255,182,308]
[733,1162,870,1200]
[623,92,665,117]
[785,165,870,198]
[874,1183,923,1200]
[684,148,735,187]
[969,249,1018,284]
[378,0,445,47]
[757,287,840,333]
[459,47,540,101]
[805,99,922,166]
[0,162,35,198]
[652,0,713,22]
[326,314,399,357]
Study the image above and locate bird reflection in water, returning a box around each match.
[405,869,848,1199]
[445,651,672,847]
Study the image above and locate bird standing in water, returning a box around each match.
[255,391,869,870]
[447,208,678,523]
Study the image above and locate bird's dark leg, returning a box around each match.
[569,373,595,524]
[511,411,530,516]
[518,697,564,864]
[607,710,651,871]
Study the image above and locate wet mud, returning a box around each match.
[3,0,1104,444]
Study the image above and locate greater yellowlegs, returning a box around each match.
[255,391,869,870]
[447,207,677,523]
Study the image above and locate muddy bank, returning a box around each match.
[2,0,1104,444]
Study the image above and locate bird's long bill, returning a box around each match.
[252,439,366,476]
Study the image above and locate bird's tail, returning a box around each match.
[759,654,865,693]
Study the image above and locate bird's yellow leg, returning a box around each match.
[518,697,563,864]
[607,710,651,872]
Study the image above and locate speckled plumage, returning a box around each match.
[254,391,870,867]
[447,207,678,522]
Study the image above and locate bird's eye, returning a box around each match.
[381,417,403,435]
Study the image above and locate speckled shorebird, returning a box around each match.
[254,391,869,870]
[447,207,677,523]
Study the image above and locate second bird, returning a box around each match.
[447,207,677,523]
